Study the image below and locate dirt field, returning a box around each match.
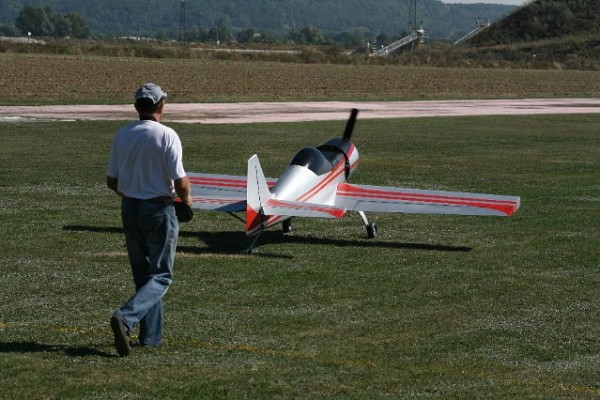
[3,54,600,106]
[1,98,599,124]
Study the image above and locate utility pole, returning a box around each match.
[408,0,417,33]
[179,0,186,44]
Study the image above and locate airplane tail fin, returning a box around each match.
[246,154,272,236]
[342,108,359,141]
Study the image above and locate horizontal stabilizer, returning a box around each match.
[264,198,346,219]
[189,195,246,212]
[336,183,520,217]
[187,172,276,213]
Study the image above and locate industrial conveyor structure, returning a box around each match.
[371,29,424,57]
[454,22,491,45]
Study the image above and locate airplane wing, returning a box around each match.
[187,172,276,213]
[335,183,520,217]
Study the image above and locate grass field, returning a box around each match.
[0,113,598,398]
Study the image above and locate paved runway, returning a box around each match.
[1,98,599,124]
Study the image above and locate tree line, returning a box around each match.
[0,4,400,48]
[0,5,91,38]
[0,0,515,43]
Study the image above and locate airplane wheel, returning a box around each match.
[366,222,377,239]
[282,219,293,234]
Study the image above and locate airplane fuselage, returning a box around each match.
[261,139,360,229]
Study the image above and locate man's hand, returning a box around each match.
[181,194,193,206]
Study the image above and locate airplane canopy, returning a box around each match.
[289,146,332,175]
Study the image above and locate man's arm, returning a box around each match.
[175,176,193,206]
[107,176,120,195]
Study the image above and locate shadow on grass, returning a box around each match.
[0,341,114,358]
[201,230,470,252]
[63,225,123,234]
[63,225,472,255]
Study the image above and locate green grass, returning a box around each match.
[0,114,599,398]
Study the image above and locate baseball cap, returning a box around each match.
[134,83,167,105]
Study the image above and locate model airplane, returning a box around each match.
[187,109,520,247]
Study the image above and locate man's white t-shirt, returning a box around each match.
[107,120,187,200]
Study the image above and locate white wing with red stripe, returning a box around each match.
[187,172,276,213]
[335,183,520,217]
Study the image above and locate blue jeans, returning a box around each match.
[114,197,179,346]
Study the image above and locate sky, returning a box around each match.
[441,0,528,5]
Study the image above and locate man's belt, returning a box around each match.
[123,196,173,202]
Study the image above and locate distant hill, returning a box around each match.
[452,0,600,69]
[469,0,600,45]
[0,0,516,41]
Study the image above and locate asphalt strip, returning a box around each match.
[0,98,599,124]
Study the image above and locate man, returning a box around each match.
[107,83,192,356]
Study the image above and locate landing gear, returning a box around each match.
[366,222,378,239]
[246,232,262,254]
[282,218,293,234]
[358,211,377,239]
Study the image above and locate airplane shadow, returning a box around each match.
[0,341,114,358]
[63,225,471,256]
[63,224,292,259]
[195,230,472,253]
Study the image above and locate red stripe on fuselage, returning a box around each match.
[297,144,357,202]
[297,159,346,202]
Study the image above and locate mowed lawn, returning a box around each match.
[0,114,598,398]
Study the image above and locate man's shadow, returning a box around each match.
[0,341,114,358]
